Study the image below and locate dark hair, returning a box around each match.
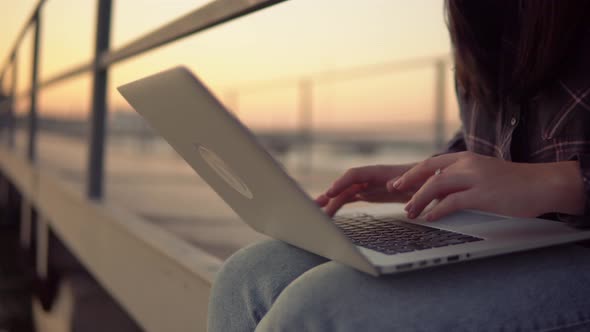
[445,0,590,103]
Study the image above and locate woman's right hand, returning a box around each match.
[315,164,417,217]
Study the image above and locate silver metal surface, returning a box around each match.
[118,67,379,275]
[356,206,590,274]
[87,0,113,200]
[28,13,41,163]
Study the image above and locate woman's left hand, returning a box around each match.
[389,151,585,221]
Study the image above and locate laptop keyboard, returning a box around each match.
[333,214,483,255]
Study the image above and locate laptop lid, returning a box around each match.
[118,66,378,275]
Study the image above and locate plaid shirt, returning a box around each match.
[442,45,590,227]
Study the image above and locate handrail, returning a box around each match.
[38,62,93,89]
[2,0,290,201]
[101,0,286,67]
[224,54,451,93]
[0,0,46,82]
[5,0,286,92]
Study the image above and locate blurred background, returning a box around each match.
[0,0,459,330]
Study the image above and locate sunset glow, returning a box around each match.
[2,0,460,132]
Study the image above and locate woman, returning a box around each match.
[208,1,590,330]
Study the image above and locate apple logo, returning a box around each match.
[196,144,254,199]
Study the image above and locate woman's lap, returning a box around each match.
[207,240,328,331]
[209,240,590,332]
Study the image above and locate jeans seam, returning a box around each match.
[538,316,590,332]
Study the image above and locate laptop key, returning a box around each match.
[334,214,483,255]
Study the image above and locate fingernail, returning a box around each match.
[425,213,433,221]
[406,205,417,218]
[404,202,413,212]
[393,178,402,189]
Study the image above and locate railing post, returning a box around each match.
[9,52,17,148]
[433,59,447,151]
[87,0,112,200]
[20,198,32,248]
[298,79,313,173]
[0,89,6,143]
[36,216,49,280]
[29,12,42,162]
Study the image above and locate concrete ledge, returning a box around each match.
[0,146,222,332]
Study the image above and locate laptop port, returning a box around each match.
[419,261,428,267]
[433,258,442,264]
[396,263,413,270]
[447,255,460,262]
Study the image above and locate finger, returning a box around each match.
[324,184,364,217]
[386,176,426,193]
[390,153,461,191]
[357,192,414,203]
[315,194,330,207]
[326,166,396,198]
[357,186,389,198]
[325,188,361,217]
[356,186,413,203]
[424,190,476,221]
[385,176,401,193]
[405,170,472,219]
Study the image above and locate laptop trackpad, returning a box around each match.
[424,210,506,229]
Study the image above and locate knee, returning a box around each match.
[210,240,289,305]
[213,240,283,286]
[209,240,327,328]
[257,263,374,332]
[211,239,323,296]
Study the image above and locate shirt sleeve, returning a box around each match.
[433,129,467,156]
[555,154,590,228]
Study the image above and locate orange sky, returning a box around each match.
[1,0,460,131]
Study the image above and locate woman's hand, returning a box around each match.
[392,151,586,221]
[316,164,417,217]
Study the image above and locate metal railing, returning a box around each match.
[0,0,286,201]
[219,54,450,171]
[1,0,452,202]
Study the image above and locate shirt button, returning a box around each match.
[510,117,517,126]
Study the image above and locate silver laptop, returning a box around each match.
[118,66,590,276]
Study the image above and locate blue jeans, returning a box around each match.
[208,240,590,331]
